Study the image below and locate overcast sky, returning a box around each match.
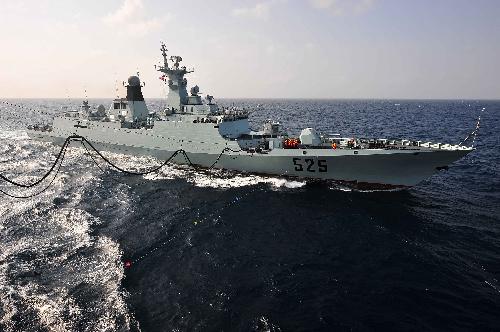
[0,0,499,99]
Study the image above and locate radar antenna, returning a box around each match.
[170,55,183,69]
[160,42,169,70]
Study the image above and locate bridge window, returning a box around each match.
[114,103,120,109]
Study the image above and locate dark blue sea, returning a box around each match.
[0,99,499,331]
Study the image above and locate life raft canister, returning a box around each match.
[284,138,300,148]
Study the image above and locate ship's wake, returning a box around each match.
[0,131,403,331]
[146,166,307,190]
[0,131,139,332]
[80,147,308,190]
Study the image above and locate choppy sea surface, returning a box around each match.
[0,98,499,331]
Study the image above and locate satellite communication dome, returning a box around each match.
[128,76,141,86]
[299,128,321,146]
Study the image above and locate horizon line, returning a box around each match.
[1,97,500,101]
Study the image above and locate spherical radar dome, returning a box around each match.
[128,76,141,86]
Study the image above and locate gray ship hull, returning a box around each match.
[23,43,476,189]
[28,124,471,187]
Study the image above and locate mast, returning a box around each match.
[156,42,193,112]
[160,43,169,70]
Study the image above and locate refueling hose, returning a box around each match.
[0,134,241,198]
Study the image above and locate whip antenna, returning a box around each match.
[459,107,484,148]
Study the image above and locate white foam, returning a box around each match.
[2,139,306,192]
[0,136,136,332]
[328,183,406,192]
[0,130,29,140]
[0,206,136,331]
[253,316,281,332]
[331,185,353,192]
[145,164,307,190]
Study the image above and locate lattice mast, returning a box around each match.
[156,42,193,111]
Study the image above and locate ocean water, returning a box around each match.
[0,98,499,331]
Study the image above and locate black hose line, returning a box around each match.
[0,138,69,199]
[0,136,72,188]
[79,136,192,175]
[78,135,242,174]
[0,134,243,196]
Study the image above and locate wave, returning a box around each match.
[0,136,137,332]
[0,130,29,140]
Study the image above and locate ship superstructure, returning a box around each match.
[27,43,475,188]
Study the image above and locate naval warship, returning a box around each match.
[28,43,475,188]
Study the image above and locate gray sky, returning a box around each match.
[0,0,499,99]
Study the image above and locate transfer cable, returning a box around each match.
[0,136,72,188]
[0,138,69,199]
[0,134,243,196]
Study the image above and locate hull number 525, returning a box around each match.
[292,158,327,172]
